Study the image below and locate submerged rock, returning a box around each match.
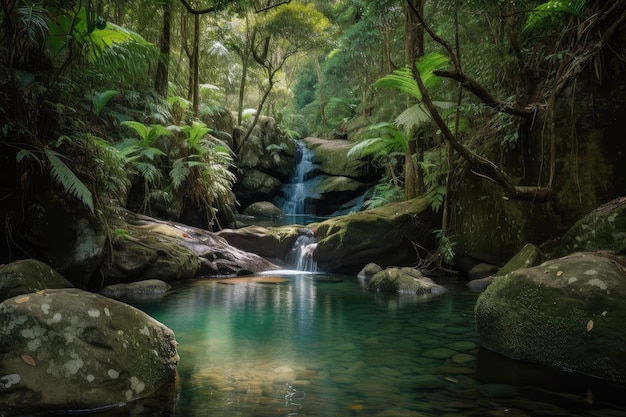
[475,252,626,382]
[0,288,179,415]
[0,259,73,302]
[100,279,171,301]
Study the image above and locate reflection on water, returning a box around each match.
[83,273,626,417]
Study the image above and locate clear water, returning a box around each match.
[77,272,626,417]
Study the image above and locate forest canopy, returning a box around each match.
[1,0,625,265]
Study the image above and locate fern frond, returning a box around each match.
[44,149,94,213]
[395,103,431,131]
[135,162,162,185]
[170,158,190,190]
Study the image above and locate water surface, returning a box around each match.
[122,272,626,417]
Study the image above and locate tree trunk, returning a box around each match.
[313,52,326,127]
[155,0,172,97]
[192,13,200,117]
[403,0,426,199]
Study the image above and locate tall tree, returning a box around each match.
[238,2,330,147]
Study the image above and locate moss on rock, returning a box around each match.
[475,252,626,382]
[0,259,74,302]
[0,288,178,414]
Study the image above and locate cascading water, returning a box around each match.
[275,140,322,220]
[286,232,318,272]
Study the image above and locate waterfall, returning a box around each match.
[275,140,322,218]
[286,233,318,272]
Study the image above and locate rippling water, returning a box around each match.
[91,272,626,417]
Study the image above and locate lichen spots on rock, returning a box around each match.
[0,374,21,389]
[87,309,100,318]
[108,369,119,379]
[588,278,608,291]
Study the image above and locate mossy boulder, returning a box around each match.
[312,196,439,274]
[0,288,178,415]
[367,267,446,296]
[111,213,279,279]
[357,263,383,280]
[475,252,626,382]
[0,259,74,302]
[99,224,199,286]
[242,201,284,219]
[560,196,626,256]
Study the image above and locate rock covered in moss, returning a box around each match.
[242,201,284,219]
[0,259,74,302]
[475,252,626,382]
[357,263,383,281]
[0,288,179,414]
[367,267,446,296]
[467,243,544,291]
[313,196,439,274]
[560,196,626,255]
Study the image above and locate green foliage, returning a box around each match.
[362,176,404,210]
[373,53,449,100]
[44,148,95,214]
[349,122,409,160]
[90,90,118,117]
[432,228,456,265]
[524,0,586,32]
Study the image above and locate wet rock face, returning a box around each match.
[0,288,179,415]
[475,252,626,382]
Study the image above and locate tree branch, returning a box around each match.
[179,0,219,15]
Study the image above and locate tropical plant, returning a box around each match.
[117,121,171,212]
[524,0,586,32]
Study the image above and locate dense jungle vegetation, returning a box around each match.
[1,0,624,266]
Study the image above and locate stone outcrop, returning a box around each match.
[217,225,305,264]
[96,212,279,288]
[475,252,626,382]
[0,288,179,415]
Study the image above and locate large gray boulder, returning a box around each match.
[0,288,179,415]
[0,259,74,302]
[475,252,626,382]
